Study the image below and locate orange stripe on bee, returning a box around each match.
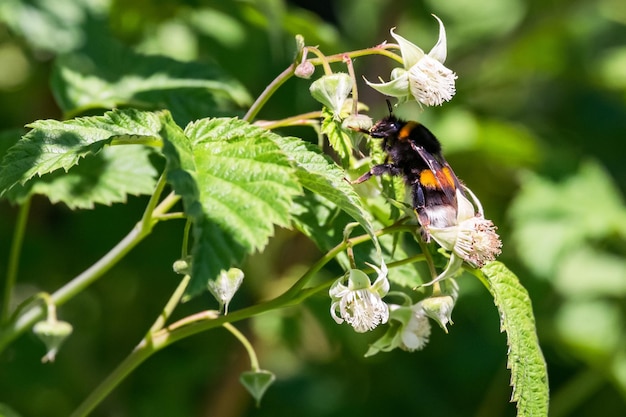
[398,121,420,141]
[441,167,456,187]
[420,167,456,190]
[419,170,439,189]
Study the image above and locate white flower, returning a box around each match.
[366,15,457,106]
[397,303,432,351]
[423,188,502,285]
[431,188,502,268]
[329,262,390,333]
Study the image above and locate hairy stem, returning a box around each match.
[2,197,31,325]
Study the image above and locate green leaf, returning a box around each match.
[161,116,302,298]
[271,135,377,246]
[509,160,626,278]
[320,107,355,166]
[0,109,163,204]
[0,0,99,54]
[5,145,158,209]
[51,38,251,125]
[479,262,549,417]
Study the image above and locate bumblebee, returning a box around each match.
[354,109,463,241]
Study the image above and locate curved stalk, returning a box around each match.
[243,46,402,122]
[69,223,420,416]
[0,178,180,353]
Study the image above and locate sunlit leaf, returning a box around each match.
[479,262,549,417]
[0,109,163,206]
[271,134,376,242]
[161,116,302,298]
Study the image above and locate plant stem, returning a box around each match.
[223,323,260,371]
[148,274,191,334]
[2,196,31,325]
[69,339,156,417]
[69,222,417,415]
[243,46,402,123]
[243,64,296,122]
[0,184,180,353]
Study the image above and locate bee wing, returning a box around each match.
[410,142,461,206]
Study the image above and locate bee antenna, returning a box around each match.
[386,99,393,116]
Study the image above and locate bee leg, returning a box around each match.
[352,163,401,184]
[412,182,431,242]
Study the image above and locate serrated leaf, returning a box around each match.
[480,262,549,417]
[271,135,377,245]
[0,109,163,200]
[5,145,158,209]
[161,116,302,298]
[320,107,355,166]
[52,38,251,125]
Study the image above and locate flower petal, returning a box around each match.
[407,55,457,106]
[364,72,410,99]
[390,27,425,68]
[330,301,344,324]
[428,15,448,64]
[456,190,475,222]
[421,253,464,286]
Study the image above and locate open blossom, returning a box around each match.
[329,262,389,333]
[366,15,457,106]
[431,188,502,268]
[422,188,502,286]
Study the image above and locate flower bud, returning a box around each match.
[342,114,373,132]
[310,73,353,119]
[240,369,276,406]
[33,319,73,363]
[420,295,456,332]
[208,268,244,314]
[172,257,191,275]
[295,61,315,79]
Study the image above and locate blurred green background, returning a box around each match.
[1,0,625,416]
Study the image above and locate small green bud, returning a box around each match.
[208,268,244,314]
[420,295,456,332]
[172,257,191,275]
[33,319,73,363]
[309,73,353,119]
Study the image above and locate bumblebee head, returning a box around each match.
[355,100,401,140]
[367,115,402,139]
